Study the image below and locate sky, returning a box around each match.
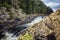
[41,0,60,11]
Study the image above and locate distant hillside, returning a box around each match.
[0,0,53,14]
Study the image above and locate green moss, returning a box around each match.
[18,31,34,40]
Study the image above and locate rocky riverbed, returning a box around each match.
[0,13,44,40]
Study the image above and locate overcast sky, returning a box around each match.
[41,0,60,11]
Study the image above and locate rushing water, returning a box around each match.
[1,32,18,40]
[1,16,44,40]
[26,16,44,26]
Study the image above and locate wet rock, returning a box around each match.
[0,31,5,39]
[0,7,10,21]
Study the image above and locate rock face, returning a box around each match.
[18,9,60,40]
[0,7,10,21]
[9,7,26,18]
[0,7,26,20]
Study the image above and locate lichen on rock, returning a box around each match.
[18,9,60,40]
[18,31,34,40]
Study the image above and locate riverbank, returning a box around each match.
[18,9,60,40]
[0,12,46,40]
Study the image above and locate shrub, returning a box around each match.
[8,12,14,19]
[2,2,11,9]
[18,31,34,40]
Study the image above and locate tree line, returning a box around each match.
[0,0,53,14]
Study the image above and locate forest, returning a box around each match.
[0,0,53,14]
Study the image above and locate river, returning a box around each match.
[1,16,44,40]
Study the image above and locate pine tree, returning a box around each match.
[0,0,53,14]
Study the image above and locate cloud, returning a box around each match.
[41,0,60,11]
[45,2,60,7]
[41,0,60,3]
[52,5,60,8]
[41,0,60,7]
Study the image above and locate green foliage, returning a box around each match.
[0,0,53,14]
[8,12,14,19]
[2,2,11,9]
[0,0,11,9]
[19,31,33,40]
[18,0,53,14]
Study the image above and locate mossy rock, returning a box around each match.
[18,31,34,40]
